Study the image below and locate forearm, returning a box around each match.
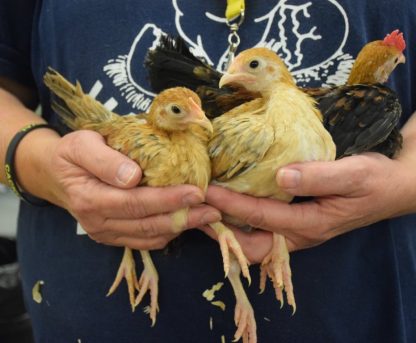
[0,86,62,204]
[397,111,416,213]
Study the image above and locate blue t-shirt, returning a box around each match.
[1,1,416,342]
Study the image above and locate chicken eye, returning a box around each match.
[171,105,181,114]
[394,57,399,64]
[249,60,259,69]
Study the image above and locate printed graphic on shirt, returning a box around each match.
[98,0,354,113]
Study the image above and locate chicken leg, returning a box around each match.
[107,247,140,311]
[134,250,159,326]
[259,233,296,313]
[210,222,251,284]
[228,253,257,343]
[107,248,160,325]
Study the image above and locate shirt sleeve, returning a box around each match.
[0,0,37,88]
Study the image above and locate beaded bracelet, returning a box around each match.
[4,123,60,206]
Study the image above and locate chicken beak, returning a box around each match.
[219,72,256,88]
[197,117,214,134]
[398,53,406,64]
[187,97,213,133]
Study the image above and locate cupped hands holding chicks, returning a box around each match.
[205,127,416,263]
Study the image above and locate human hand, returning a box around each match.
[42,130,221,250]
[206,153,416,255]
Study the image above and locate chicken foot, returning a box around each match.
[259,233,296,314]
[228,253,257,343]
[107,247,140,312]
[134,250,160,326]
[209,221,251,284]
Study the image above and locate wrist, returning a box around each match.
[14,127,63,205]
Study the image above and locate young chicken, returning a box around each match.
[146,32,405,158]
[208,48,336,341]
[310,29,406,158]
[347,29,406,85]
[44,69,213,326]
[43,69,252,328]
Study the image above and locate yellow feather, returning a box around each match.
[44,69,211,195]
[211,72,335,201]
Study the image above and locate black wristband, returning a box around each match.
[4,123,60,206]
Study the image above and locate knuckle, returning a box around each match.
[63,131,102,163]
[78,218,102,236]
[291,206,326,247]
[123,194,149,218]
[87,231,102,242]
[70,192,96,217]
[136,219,160,238]
[153,237,170,250]
[62,132,87,162]
[349,157,371,183]
[107,234,123,246]
[246,209,266,228]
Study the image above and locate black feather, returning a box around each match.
[144,35,258,118]
[144,35,221,92]
[319,84,402,158]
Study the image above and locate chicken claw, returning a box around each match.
[228,254,257,343]
[134,250,159,326]
[107,247,140,312]
[209,222,251,284]
[259,233,296,314]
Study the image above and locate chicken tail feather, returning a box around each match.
[44,68,116,131]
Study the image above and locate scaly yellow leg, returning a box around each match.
[209,221,251,285]
[107,247,140,312]
[259,233,296,314]
[134,250,160,326]
[228,254,257,343]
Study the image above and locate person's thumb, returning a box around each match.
[276,159,358,196]
[64,130,142,188]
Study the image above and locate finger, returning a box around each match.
[63,130,142,188]
[206,185,322,235]
[94,205,221,239]
[276,156,373,197]
[97,234,175,250]
[95,184,209,219]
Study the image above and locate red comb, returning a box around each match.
[383,29,406,52]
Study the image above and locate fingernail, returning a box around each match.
[200,211,222,225]
[278,168,301,188]
[182,192,204,206]
[116,163,138,185]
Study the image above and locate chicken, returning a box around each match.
[43,69,214,326]
[43,68,253,328]
[145,31,405,158]
[347,29,406,85]
[311,29,405,158]
[208,48,336,342]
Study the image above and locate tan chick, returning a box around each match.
[44,69,213,326]
[208,48,336,342]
